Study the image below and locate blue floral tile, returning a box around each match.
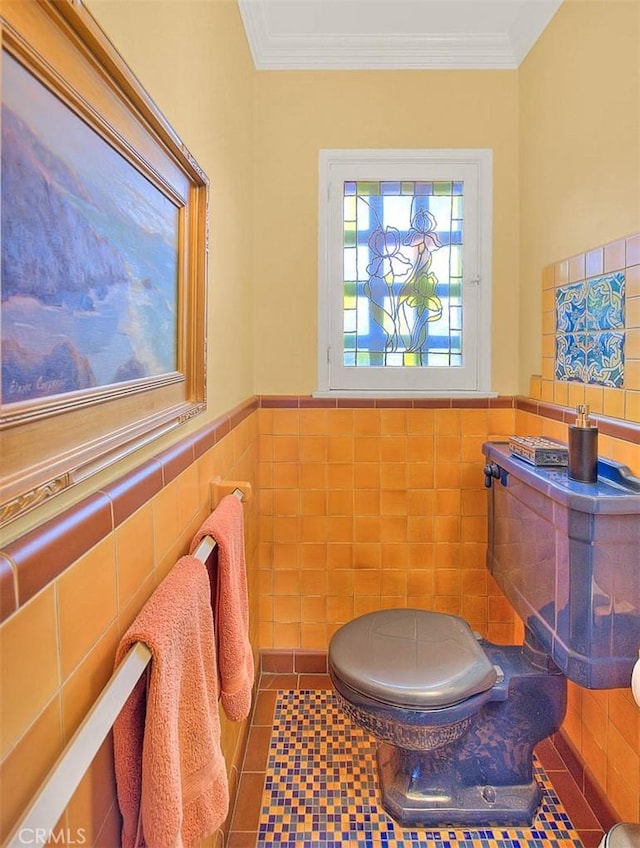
[555,334,586,382]
[586,273,625,330]
[555,273,625,388]
[556,283,587,333]
[586,332,624,387]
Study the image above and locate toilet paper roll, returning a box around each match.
[632,654,640,708]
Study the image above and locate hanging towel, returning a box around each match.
[190,494,254,721]
[113,555,229,848]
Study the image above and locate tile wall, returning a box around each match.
[255,392,640,826]
[0,402,260,847]
[256,398,520,650]
[1,388,639,842]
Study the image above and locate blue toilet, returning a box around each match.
[329,442,640,828]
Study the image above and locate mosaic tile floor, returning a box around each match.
[257,689,585,848]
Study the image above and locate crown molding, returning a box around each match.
[237,0,562,71]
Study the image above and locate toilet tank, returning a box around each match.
[483,442,640,689]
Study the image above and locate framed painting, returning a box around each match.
[1,0,209,528]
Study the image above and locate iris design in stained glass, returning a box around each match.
[555,272,625,387]
[343,180,463,368]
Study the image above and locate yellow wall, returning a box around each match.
[86,0,640,405]
[518,0,640,391]
[252,70,520,395]
[86,0,256,416]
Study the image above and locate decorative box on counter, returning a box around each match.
[508,435,569,467]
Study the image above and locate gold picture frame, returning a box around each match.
[1,0,209,528]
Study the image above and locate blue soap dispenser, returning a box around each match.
[568,403,598,483]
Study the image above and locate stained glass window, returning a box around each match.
[342,180,464,368]
[317,150,492,394]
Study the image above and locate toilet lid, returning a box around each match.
[329,609,497,708]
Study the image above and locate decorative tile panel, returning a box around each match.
[555,272,625,387]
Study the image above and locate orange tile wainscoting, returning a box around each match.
[1,393,639,844]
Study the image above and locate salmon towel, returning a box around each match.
[113,556,229,848]
[190,494,254,721]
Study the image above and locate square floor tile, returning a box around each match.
[257,690,585,848]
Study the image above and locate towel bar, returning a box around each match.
[5,487,244,848]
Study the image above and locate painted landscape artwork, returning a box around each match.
[1,52,180,407]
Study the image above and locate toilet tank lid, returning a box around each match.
[328,609,497,709]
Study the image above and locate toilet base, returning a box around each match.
[377,742,542,828]
[332,638,567,829]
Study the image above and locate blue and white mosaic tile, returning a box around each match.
[257,690,584,848]
[555,272,625,387]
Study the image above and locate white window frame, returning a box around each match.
[316,149,494,397]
